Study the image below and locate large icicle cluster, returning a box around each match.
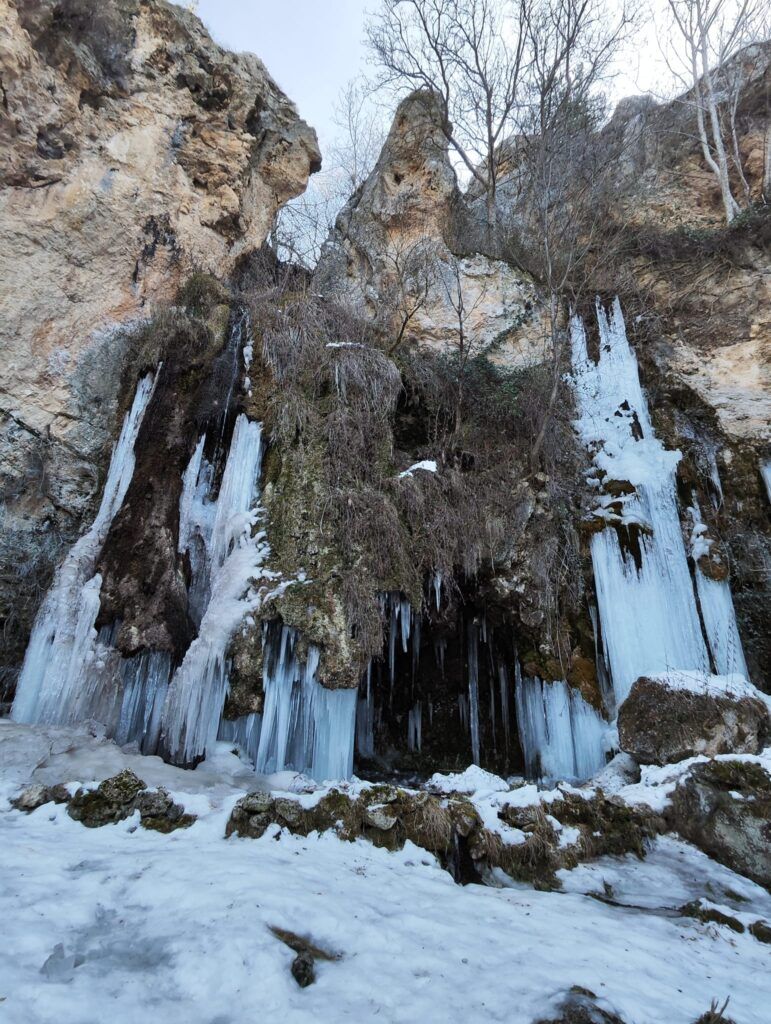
[514,666,609,782]
[570,300,749,708]
[160,415,282,765]
[11,373,157,726]
[253,625,357,781]
[688,505,749,679]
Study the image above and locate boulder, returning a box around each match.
[618,673,770,766]
[667,759,771,889]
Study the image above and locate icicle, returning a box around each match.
[467,620,480,765]
[761,460,771,504]
[355,663,375,758]
[514,665,608,782]
[400,597,411,653]
[570,302,709,705]
[432,571,442,610]
[498,661,510,750]
[688,505,749,679]
[12,373,157,726]
[255,626,357,781]
[458,693,469,732]
[407,702,422,752]
[218,713,262,764]
[115,651,172,753]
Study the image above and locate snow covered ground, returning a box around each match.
[1,722,769,1024]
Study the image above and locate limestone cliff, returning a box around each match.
[0,0,320,682]
[316,90,544,368]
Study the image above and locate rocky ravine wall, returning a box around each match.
[0,0,320,687]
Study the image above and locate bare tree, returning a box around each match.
[439,255,492,432]
[382,236,439,355]
[663,0,768,223]
[367,0,533,243]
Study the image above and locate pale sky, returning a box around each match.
[193,0,373,148]
[188,1,674,157]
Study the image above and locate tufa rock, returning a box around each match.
[618,675,770,766]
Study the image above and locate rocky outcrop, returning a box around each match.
[618,674,771,766]
[315,89,543,366]
[0,0,320,682]
[226,784,662,888]
[13,768,196,831]
[667,759,771,889]
[592,44,771,446]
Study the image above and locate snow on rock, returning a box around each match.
[398,460,438,478]
[618,673,771,767]
[426,765,510,796]
[651,670,765,702]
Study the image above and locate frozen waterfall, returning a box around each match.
[11,373,157,726]
[688,505,749,678]
[160,415,278,765]
[570,301,712,707]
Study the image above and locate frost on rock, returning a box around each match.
[255,626,357,782]
[515,665,609,782]
[570,301,710,706]
[11,373,157,727]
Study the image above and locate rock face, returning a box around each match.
[667,759,771,889]
[594,43,771,446]
[0,0,320,682]
[315,89,542,366]
[618,674,770,766]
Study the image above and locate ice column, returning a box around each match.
[514,665,608,782]
[689,505,749,678]
[12,373,157,725]
[355,664,375,758]
[467,620,481,765]
[570,301,709,706]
